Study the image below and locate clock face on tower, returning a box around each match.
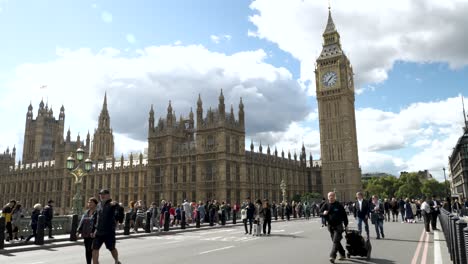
[322,71,337,87]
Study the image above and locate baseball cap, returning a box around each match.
[99,189,110,195]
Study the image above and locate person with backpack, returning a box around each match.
[11,203,24,240]
[25,203,42,243]
[77,197,98,264]
[42,199,54,239]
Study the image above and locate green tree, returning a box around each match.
[421,179,448,198]
[395,173,422,199]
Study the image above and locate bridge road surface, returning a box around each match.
[0,218,441,264]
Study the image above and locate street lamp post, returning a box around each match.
[67,148,93,215]
[280,179,287,203]
[443,167,450,199]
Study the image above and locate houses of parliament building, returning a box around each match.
[0,8,362,213]
[0,92,322,213]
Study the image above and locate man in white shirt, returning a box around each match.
[421,198,431,233]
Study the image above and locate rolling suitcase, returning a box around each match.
[345,229,371,260]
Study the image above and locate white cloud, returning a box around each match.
[0,45,308,160]
[126,34,136,44]
[174,40,182,45]
[210,34,232,44]
[101,11,113,23]
[91,3,98,9]
[249,0,468,94]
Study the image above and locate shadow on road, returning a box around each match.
[345,257,396,264]
[381,237,433,244]
[268,234,304,239]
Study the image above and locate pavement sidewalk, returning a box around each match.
[1,217,299,254]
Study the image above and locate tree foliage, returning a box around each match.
[363,172,448,199]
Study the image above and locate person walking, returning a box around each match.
[11,203,24,240]
[77,197,98,264]
[262,199,272,236]
[198,201,206,224]
[319,198,328,227]
[42,200,55,239]
[321,192,348,264]
[421,198,431,233]
[244,197,254,234]
[2,200,16,242]
[353,192,370,240]
[182,199,192,225]
[383,199,391,222]
[370,195,385,239]
[25,203,42,243]
[92,189,122,264]
[404,199,415,223]
[398,198,406,223]
[148,202,160,232]
[390,198,399,222]
[253,199,263,236]
[429,195,440,230]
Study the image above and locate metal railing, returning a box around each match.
[439,208,468,264]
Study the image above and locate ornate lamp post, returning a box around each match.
[280,179,287,203]
[67,148,93,215]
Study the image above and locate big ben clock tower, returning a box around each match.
[315,7,361,201]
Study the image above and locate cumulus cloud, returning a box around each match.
[101,11,113,23]
[249,0,468,93]
[210,34,232,44]
[355,96,468,180]
[0,45,308,159]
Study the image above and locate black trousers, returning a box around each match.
[84,237,93,264]
[328,224,345,258]
[243,219,253,233]
[263,219,271,234]
[26,226,37,241]
[6,222,13,239]
[431,212,438,230]
[45,221,53,237]
[422,212,431,232]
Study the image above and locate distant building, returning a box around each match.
[400,170,433,179]
[362,172,393,181]
[449,103,468,199]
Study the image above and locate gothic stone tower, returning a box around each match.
[315,9,361,201]
[91,93,115,162]
[22,100,65,163]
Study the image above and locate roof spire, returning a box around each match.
[103,91,108,110]
[324,6,336,34]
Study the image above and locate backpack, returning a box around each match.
[116,204,125,224]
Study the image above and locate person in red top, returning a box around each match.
[169,203,176,226]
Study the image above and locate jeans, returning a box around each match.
[45,221,53,237]
[374,219,384,238]
[328,224,345,258]
[357,217,370,237]
[431,212,438,230]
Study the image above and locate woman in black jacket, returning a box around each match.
[262,199,272,235]
[25,203,42,242]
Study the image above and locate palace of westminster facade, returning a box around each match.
[0,9,361,213]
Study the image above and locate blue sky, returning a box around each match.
[0,0,467,181]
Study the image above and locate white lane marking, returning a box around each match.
[290,231,304,235]
[199,245,235,255]
[434,230,443,264]
[275,229,285,232]
[28,263,45,264]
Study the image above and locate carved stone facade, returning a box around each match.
[0,92,321,214]
[315,9,361,202]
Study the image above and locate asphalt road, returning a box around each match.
[0,217,440,264]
